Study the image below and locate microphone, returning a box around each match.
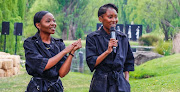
[110,27,116,53]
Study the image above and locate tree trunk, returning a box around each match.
[68,21,77,40]
[62,22,67,40]
[160,21,169,41]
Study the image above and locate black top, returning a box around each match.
[86,27,134,72]
[23,32,67,81]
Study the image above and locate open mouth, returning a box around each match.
[50,27,56,31]
[110,24,116,27]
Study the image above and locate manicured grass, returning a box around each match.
[0,68,31,92]
[0,68,92,92]
[130,54,180,78]
[130,73,180,92]
[61,72,92,92]
[129,41,139,46]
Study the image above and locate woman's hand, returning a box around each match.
[63,41,79,54]
[106,38,118,54]
[72,38,82,52]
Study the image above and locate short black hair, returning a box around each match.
[98,3,118,17]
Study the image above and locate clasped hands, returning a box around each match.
[64,38,82,54]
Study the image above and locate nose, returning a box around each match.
[112,17,117,22]
[51,21,56,27]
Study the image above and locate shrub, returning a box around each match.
[153,41,173,56]
[139,35,160,46]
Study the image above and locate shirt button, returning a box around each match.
[36,41,38,43]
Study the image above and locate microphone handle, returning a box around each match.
[111,31,116,53]
[113,47,116,53]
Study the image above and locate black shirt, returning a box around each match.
[23,32,67,81]
[86,27,134,72]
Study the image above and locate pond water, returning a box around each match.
[131,46,155,52]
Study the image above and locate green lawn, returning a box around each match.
[0,54,179,92]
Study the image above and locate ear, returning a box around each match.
[35,23,41,30]
[98,16,103,23]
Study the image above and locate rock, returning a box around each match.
[133,51,163,65]
[173,33,180,53]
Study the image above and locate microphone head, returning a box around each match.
[110,27,116,31]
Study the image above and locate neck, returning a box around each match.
[103,26,110,34]
[40,31,51,44]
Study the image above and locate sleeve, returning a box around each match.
[23,39,49,76]
[123,41,135,72]
[86,35,98,72]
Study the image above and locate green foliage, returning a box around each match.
[154,40,173,56]
[138,35,160,46]
[125,0,180,40]
[0,0,26,55]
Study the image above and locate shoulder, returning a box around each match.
[53,38,64,43]
[116,31,127,37]
[24,32,40,43]
[52,37,65,47]
[87,30,100,38]
[24,36,35,44]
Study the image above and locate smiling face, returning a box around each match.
[99,8,118,33]
[36,13,56,34]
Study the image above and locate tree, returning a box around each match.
[0,0,26,54]
[126,0,180,41]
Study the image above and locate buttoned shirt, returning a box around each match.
[86,27,134,72]
[23,32,67,80]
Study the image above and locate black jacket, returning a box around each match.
[86,27,134,92]
[23,32,66,92]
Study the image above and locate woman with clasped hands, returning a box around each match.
[23,11,82,92]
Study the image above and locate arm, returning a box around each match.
[95,38,118,67]
[123,40,135,82]
[58,39,82,78]
[124,71,129,82]
[86,35,118,72]
[44,44,75,70]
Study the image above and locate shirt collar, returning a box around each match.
[100,27,110,36]
[99,26,126,37]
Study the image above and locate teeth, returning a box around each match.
[50,28,55,29]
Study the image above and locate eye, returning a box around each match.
[53,19,56,22]
[108,16,112,19]
[46,20,50,23]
